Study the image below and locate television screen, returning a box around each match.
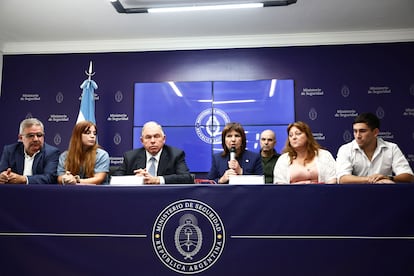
[134,81,212,126]
[212,80,295,125]
[134,79,294,172]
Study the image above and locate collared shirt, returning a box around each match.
[24,150,40,184]
[24,150,40,176]
[336,138,413,179]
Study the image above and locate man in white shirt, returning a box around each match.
[0,118,60,184]
[112,121,194,184]
[336,112,414,184]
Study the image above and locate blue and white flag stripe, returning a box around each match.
[76,79,97,124]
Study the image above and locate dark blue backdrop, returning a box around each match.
[1,184,413,276]
[1,42,413,173]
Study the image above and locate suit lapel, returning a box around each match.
[134,149,147,171]
[16,153,25,174]
[31,147,45,174]
[157,148,169,175]
[33,153,42,174]
[15,143,26,174]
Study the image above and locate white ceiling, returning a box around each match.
[0,0,413,54]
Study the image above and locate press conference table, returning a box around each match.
[0,183,413,276]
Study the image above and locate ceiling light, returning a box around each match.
[110,0,297,14]
[148,3,263,13]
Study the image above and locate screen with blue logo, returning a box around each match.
[134,79,295,172]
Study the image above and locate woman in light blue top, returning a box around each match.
[57,121,109,184]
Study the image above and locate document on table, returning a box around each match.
[109,175,144,186]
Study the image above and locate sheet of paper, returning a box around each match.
[228,175,265,185]
[109,175,144,186]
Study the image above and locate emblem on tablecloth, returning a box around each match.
[175,214,202,260]
[152,199,225,274]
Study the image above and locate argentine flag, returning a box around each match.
[76,79,97,124]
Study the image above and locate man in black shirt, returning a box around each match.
[260,130,280,183]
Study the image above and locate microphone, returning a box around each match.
[230,147,236,161]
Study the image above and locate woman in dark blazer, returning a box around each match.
[208,122,263,184]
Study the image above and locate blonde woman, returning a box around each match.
[273,121,336,184]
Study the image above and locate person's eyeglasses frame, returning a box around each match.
[23,132,44,139]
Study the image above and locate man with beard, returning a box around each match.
[0,118,60,184]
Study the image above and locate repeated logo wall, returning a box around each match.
[1,43,413,172]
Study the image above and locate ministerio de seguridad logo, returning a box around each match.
[152,199,225,274]
[195,108,230,144]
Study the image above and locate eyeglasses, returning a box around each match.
[24,133,44,139]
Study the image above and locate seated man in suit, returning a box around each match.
[0,118,60,184]
[113,121,194,184]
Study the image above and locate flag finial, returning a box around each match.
[85,61,95,81]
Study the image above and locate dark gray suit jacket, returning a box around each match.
[113,145,194,184]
